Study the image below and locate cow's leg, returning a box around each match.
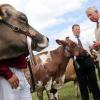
[46,89,55,100]
[36,81,44,100]
[45,78,55,100]
[74,80,80,98]
[50,88,59,100]
[36,88,44,100]
[46,88,59,100]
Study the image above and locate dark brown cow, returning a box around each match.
[0,4,49,60]
[30,38,85,100]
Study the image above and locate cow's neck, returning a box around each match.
[51,46,70,67]
[54,46,71,75]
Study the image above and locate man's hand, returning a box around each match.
[92,42,100,50]
[8,74,19,89]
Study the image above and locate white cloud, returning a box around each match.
[0,0,27,10]
[0,0,84,30]
[26,0,83,30]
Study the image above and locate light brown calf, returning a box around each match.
[29,38,85,100]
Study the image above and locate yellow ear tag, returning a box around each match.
[0,16,3,20]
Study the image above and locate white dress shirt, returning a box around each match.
[0,68,32,100]
[69,35,94,54]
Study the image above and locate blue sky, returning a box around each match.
[0,0,100,52]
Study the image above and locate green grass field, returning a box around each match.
[32,81,99,100]
[32,69,100,100]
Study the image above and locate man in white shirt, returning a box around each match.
[86,7,100,68]
[70,24,100,100]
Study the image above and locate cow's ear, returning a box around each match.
[0,6,3,20]
[56,39,67,46]
[56,39,62,45]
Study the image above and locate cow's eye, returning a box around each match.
[19,14,28,25]
[20,15,27,21]
[65,46,70,52]
[6,11,11,17]
[71,43,76,47]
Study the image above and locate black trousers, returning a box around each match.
[74,55,100,100]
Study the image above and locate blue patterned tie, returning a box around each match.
[76,35,83,48]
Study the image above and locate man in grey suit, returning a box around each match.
[86,7,100,67]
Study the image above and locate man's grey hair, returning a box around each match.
[86,7,98,14]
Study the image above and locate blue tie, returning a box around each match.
[76,36,83,48]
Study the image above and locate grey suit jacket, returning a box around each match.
[95,24,100,66]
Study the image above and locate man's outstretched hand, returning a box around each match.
[92,42,100,51]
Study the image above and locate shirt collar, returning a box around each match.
[98,18,100,23]
[74,35,80,38]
